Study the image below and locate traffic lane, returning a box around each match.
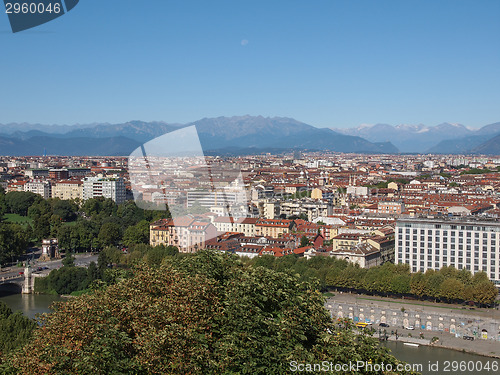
[1,254,99,279]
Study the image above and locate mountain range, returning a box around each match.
[0,116,498,156]
[333,122,500,154]
[0,117,397,156]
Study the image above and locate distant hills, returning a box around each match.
[333,122,500,154]
[192,116,397,154]
[471,134,500,155]
[0,117,498,156]
[0,116,398,156]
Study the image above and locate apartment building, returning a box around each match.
[396,218,500,285]
[378,201,406,215]
[150,215,217,253]
[51,180,84,200]
[83,176,126,203]
[186,189,247,208]
[24,180,51,199]
[213,217,257,236]
[255,219,296,238]
[330,242,381,269]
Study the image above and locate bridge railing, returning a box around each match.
[0,275,23,284]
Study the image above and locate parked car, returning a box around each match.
[404,325,415,330]
[379,323,390,327]
[463,335,475,341]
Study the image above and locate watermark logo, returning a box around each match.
[128,126,250,252]
[3,0,79,33]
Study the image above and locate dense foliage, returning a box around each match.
[34,245,179,295]
[2,252,416,375]
[0,302,37,357]
[34,256,99,295]
[0,188,170,265]
[0,222,29,265]
[248,256,499,306]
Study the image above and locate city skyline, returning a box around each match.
[1,1,500,127]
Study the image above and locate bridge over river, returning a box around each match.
[0,253,98,294]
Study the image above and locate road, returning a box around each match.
[0,253,99,282]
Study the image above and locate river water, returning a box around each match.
[382,341,498,375]
[1,294,497,374]
[0,293,63,320]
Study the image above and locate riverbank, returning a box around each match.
[379,331,500,359]
[327,293,500,358]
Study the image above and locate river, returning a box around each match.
[0,293,64,320]
[1,294,497,374]
[381,341,497,375]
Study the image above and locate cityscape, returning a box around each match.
[1,1,500,374]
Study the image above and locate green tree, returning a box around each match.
[0,187,7,217]
[98,222,122,247]
[0,223,28,265]
[122,220,150,246]
[34,266,89,295]
[439,278,464,302]
[300,235,310,247]
[472,280,498,306]
[62,253,75,268]
[144,245,179,267]
[51,199,78,222]
[116,201,145,228]
[0,302,37,356]
[4,251,417,375]
[4,191,40,216]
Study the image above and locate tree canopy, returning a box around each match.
[3,251,415,375]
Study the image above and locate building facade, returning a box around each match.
[24,180,51,199]
[396,218,500,285]
[150,215,217,253]
[51,180,83,200]
[83,176,126,203]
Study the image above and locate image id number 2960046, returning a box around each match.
[5,2,61,14]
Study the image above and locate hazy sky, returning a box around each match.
[1,0,499,128]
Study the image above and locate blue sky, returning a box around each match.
[1,0,499,128]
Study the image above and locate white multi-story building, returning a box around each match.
[186,189,247,208]
[83,176,126,204]
[396,218,500,286]
[24,180,51,199]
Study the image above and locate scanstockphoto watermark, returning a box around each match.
[289,360,421,373]
[3,0,79,33]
